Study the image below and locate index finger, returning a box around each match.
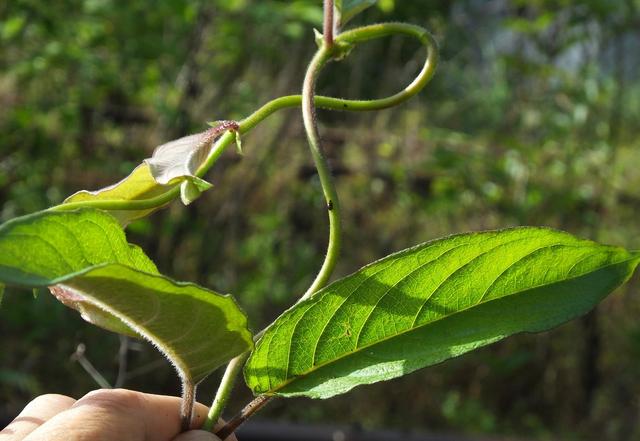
[0,394,76,441]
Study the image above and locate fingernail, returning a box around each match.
[173,429,221,441]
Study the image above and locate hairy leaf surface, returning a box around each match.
[0,209,253,383]
[245,228,640,398]
[51,265,253,383]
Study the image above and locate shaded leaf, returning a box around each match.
[51,264,253,383]
[0,209,253,384]
[245,227,640,399]
[63,164,177,225]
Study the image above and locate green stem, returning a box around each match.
[299,45,339,301]
[201,352,249,431]
[202,22,438,433]
[48,23,437,216]
[51,186,181,212]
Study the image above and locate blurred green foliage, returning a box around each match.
[1,0,640,440]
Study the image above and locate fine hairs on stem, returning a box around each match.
[323,0,335,47]
[216,1,339,436]
[180,380,197,432]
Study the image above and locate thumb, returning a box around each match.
[172,429,222,441]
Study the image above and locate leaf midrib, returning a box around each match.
[302,236,561,375]
[257,252,637,395]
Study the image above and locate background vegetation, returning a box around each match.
[1,0,640,439]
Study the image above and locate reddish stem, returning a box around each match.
[323,0,334,47]
[214,395,272,439]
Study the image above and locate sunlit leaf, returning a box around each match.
[61,126,229,224]
[145,132,213,186]
[245,227,640,399]
[0,209,253,384]
[0,208,157,287]
[63,164,177,225]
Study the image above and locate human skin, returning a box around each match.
[0,389,237,441]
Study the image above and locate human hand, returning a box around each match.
[0,389,238,441]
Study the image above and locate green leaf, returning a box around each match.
[51,264,253,383]
[0,208,157,287]
[235,131,243,155]
[63,164,178,225]
[180,176,214,206]
[335,0,377,29]
[0,209,253,384]
[245,228,640,399]
[63,126,227,224]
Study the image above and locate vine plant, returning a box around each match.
[1,1,639,439]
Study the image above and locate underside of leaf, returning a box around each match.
[53,264,253,383]
[145,132,213,186]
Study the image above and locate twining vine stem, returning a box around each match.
[213,23,438,438]
[299,45,341,301]
[48,20,439,437]
[323,0,335,47]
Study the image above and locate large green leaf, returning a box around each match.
[335,0,377,28]
[0,209,253,384]
[245,227,640,399]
